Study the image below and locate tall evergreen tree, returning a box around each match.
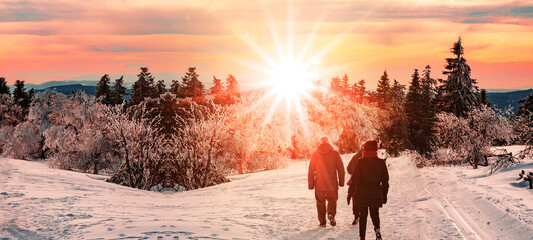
[13,80,28,108]
[210,76,224,104]
[436,37,480,117]
[421,65,436,100]
[131,67,156,105]
[341,74,349,94]
[111,76,126,105]
[384,79,409,155]
[226,74,240,101]
[170,79,181,97]
[405,70,424,149]
[406,69,437,155]
[155,80,166,97]
[12,80,32,121]
[180,67,204,100]
[0,77,9,96]
[96,74,112,105]
[357,79,366,103]
[480,89,490,106]
[376,70,391,108]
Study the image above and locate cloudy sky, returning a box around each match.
[0,0,532,89]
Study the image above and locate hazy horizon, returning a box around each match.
[1,0,532,89]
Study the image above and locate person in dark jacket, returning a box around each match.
[347,140,389,240]
[308,136,345,227]
[346,148,363,225]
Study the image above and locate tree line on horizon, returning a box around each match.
[0,37,532,191]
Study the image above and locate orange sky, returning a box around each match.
[0,0,532,89]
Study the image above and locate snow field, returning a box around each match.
[1,146,532,239]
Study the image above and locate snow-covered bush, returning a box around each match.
[41,92,117,174]
[435,105,515,167]
[105,103,165,190]
[170,101,231,189]
[1,121,42,160]
[307,95,382,154]
[0,94,23,127]
[27,90,69,135]
[216,95,292,174]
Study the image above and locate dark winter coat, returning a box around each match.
[308,143,345,191]
[348,153,389,207]
[347,150,363,175]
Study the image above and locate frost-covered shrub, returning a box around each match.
[42,92,116,174]
[170,101,231,189]
[104,103,164,190]
[0,94,23,127]
[0,126,13,154]
[307,95,382,154]
[1,121,42,160]
[27,90,69,135]
[215,96,292,174]
[435,105,515,167]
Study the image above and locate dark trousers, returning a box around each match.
[352,196,360,216]
[314,190,338,224]
[359,206,380,239]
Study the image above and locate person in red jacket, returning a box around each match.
[308,136,345,227]
[347,140,389,240]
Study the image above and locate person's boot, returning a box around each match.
[375,228,382,240]
[327,213,336,226]
[352,215,359,225]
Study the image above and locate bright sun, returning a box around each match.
[267,58,315,102]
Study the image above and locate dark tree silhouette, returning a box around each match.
[405,69,436,155]
[376,70,391,109]
[131,67,156,105]
[112,76,127,105]
[155,80,166,97]
[436,37,480,117]
[180,67,205,101]
[96,74,112,105]
[480,89,490,106]
[0,77,9,96]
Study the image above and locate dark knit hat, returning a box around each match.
[363,140,378,151]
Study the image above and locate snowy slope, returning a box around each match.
[1,148,532,240]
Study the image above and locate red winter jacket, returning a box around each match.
[308,143,345,191]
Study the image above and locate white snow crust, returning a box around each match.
[1,146,532,239]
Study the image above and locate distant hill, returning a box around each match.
[34,84,97,95]
[487,89,533,114]
[27,80,99,90]
[34,84,133,100]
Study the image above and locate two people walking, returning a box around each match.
[308,137,389,240]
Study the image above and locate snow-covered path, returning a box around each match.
[1,149,532,239]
